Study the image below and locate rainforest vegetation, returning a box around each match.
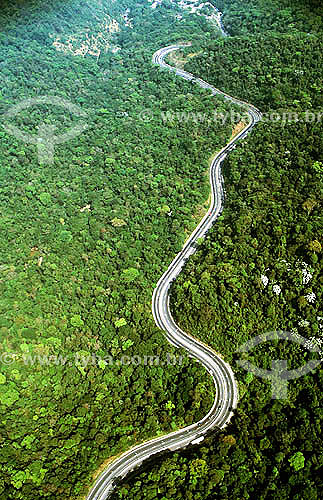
[0,1,240,498]
[0,0,322,499]
[109,1,323,500]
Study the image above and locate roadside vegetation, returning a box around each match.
[109,1,323,499]
[0,1,244,498]
[0,1,321,499]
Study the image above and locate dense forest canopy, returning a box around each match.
[0,1,235,498]
[0,1,322,499]
[110,1,323,499]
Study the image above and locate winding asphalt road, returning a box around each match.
[87,35,262,500]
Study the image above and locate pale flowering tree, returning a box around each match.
[302,268,313,284]
[298,319,310,328]
[260,274,269,287]
[305,292,316,303]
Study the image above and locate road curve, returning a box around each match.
[86,42,262,500]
